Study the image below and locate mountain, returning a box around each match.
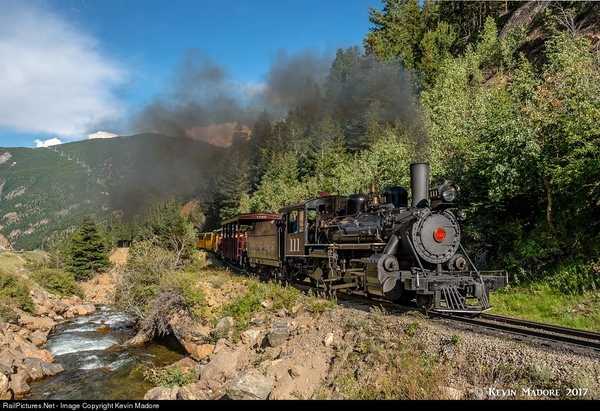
[0,133,226,250]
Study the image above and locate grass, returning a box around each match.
[0,252,29,273]
[490,283,600,331]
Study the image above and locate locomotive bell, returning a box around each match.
[369,183,380,208]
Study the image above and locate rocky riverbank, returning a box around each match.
[4,247,600,400]
[128,272,600,400]
[0,285,97,399]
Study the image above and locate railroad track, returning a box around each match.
[429,312,600,355]
[291,280,600,356]
[214,255,600,355]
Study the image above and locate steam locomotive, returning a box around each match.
[200,163,508,314]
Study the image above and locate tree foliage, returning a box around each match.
[364,0,426,69]
[138,198,198,269]
[64,216,112,281]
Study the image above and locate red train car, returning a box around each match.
[220,213,283,268]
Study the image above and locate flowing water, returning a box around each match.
[24,305,188,400]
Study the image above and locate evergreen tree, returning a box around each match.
[364,0,426,69]
[436,0,517,50]
[324,46,365,122]
[65,216,112,281]
[216,147,252,221]
[248,109,274,186]
[418,21,457,88]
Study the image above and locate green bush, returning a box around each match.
[141,364,197,388]
[307,294,336,316]
[0,270,34,320]
[218,284,263,325]
[545,259,600,295]
[0,295,20,323]
[30,268,85,299]
[217,281,302,327]
[113,240,172,318]
[161,270,208,320]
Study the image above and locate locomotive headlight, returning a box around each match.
[429,183,460,204]
[441,185,457,202]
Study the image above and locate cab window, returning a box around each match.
[288,211,298,233]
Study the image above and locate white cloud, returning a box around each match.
[87,131,119,140]
[35,138,63,148]
[0,3,127,139]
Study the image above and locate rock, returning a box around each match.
[241,329,261,345]
[177,382,211,400]
[16,312,56,334]
[0,374,11,400]
[199,350,241,383]
[225,369,274,400]
[267,322,290,347]
[0,289,96,399]
[9,371,30,399]
[173,357,197,372]
[181,341,213,361]
[144,386,179,400]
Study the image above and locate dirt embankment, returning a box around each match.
[79,247,128,304]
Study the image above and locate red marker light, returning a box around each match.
[434,228,446,242]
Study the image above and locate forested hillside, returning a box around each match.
[201,0,600,289]
[1,1,599,290]
[0,134,225,250]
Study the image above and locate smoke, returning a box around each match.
[185,123,250,148]
[129,47,335,145]
[112,46,430,219]
[259,48,333,110]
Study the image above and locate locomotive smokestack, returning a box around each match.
[410,163,429,207]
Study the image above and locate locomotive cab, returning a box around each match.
[280,195,347,252]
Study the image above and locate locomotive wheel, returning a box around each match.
[416,294,434,311]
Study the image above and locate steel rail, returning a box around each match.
[430,312,600,353]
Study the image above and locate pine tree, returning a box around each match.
[65,216,112,281]
[364,0,426,69]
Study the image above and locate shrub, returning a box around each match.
[161,270,208,320]
[0,270,34,320]
[141,364,197,388]
[30,268,85,299]
[217,281,302,327]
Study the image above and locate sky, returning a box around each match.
[0,0,378,149]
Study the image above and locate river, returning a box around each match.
[23,305,188,400]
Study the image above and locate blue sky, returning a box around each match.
[0,0,378,148]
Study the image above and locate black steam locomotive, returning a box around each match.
[203,163,508,314]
